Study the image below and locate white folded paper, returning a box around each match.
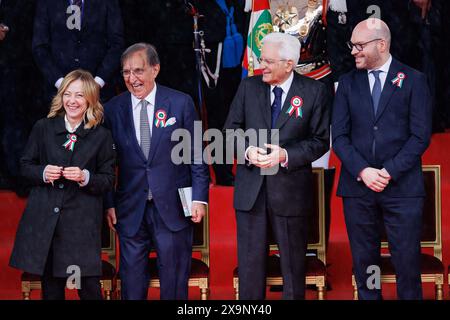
[178,186,193,217]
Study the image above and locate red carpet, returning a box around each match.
[1,133,449,300]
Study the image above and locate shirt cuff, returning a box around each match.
[244,146,254,161]
[78,169,90,187]
[55,78,64,89]
[280,149,288,167]
[193,200,208,206]
[43,165,50,183]
[244,0,252,12]
[94,76,105,88]
[357,169,364,182]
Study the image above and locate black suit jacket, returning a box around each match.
[224,73,330,216]
[32,0,124,86]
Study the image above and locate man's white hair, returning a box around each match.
[262,32,300,64]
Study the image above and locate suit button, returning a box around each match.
[58,183,64,189]
[53,207,60,213]
[374,126,378,130]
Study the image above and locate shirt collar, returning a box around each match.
[367,54,392,75]
[131,84,157,110]
[270,72,294,94]
[64,114,83,133]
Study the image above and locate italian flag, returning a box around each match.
[242,0,273,77]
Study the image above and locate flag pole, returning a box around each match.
[248,0,255,76]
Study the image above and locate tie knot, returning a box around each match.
[371,70,382,79]
[141,100,149,108]
[273,86,283,98]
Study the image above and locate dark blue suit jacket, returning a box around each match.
[332,58,432,198]
[32,0,124,86]
[104,85,209,237]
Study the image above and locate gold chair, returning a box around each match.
[352,165,444,300]
[233,168,328,300]
[21,220,117,300]
[116,212,210,300]
[447,265,450,293]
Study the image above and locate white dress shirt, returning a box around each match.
[131,85,156,144]
[367,54,392,93]
[245,72,294,166]
[270,71,294,108]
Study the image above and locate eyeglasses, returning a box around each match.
[121,68,146,78]
[257,57,287,66]
[346,38,382,52]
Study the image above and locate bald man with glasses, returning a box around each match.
[332,18,432,300]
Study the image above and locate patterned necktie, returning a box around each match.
[271,86,283,128]
[371,70,382,115]
[140,100,151,159]
[139,100,153,200]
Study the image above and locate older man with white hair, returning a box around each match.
[224,32,330,299]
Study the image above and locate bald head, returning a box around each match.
[350,18,391,70]
[353,18,391,49]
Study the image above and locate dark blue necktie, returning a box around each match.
[371,70,382,157]
[371,70,382,115]
[271,86,283,128]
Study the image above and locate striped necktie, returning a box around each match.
[140,100,153,200]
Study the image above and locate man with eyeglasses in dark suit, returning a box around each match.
[332,18,432,300]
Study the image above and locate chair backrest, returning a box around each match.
[381,165,442,259]
[192,210,210,266]
[101,217,117,268]
[269,167,327,264]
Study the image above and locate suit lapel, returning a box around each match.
[119,93,147,162]
[258,82,271,129]
[147,86,170,164]
[275,73,304,130]
[355,70,375,122]
[374,59,401,123]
